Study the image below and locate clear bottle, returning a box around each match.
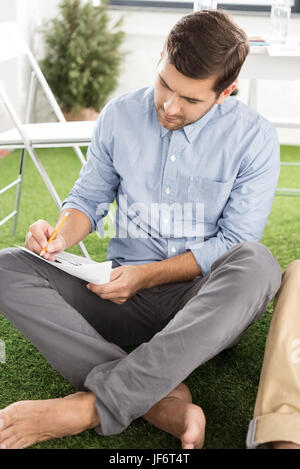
[193,0,218,12]
[270,0,291,44]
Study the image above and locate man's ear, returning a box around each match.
[216,80,238,104]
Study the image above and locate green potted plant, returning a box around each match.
[40,0,125,121]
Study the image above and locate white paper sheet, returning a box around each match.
[15,245,112,284]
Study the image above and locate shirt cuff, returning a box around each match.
[190,244,211,277]
[189,237,229,277]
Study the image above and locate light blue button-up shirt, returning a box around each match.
[61,87,280,276]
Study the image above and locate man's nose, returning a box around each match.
[164,95,180,116]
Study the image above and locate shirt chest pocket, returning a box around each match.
[188,176,232,224]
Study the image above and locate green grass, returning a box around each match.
[0,145,300,449]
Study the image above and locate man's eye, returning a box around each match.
[186,99,198,104]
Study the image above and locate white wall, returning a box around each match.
[0,1,300,144]
[108,7,300,145]
[0,0,40,130]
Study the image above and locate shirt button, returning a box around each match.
[171,247,176,253]
[165,187,171,195]
[170,155,176,162]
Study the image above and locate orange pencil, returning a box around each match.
[39,211,69,257]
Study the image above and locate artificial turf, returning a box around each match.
[0,145,299,449]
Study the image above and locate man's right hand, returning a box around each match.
[25,219,67,261]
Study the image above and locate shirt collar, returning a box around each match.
[183,103,219,143]
[160,126,169,138]
[159,102,219,143]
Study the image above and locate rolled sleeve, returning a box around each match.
[190,126,280,276]
[61,102,120,233]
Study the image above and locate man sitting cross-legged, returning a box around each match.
[0,10,281,449]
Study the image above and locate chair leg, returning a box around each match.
[11,149,26,237]
[25,147,90,258]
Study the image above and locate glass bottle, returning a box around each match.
[270,0,291,44]
[193,0,218,12]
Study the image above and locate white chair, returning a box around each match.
[0,22,98,257]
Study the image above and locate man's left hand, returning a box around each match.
[86,264,147,304]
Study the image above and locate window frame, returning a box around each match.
[108,0,300,13]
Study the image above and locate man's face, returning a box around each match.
[154,55,236,131]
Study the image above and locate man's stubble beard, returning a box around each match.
[155,99,218,131]
[156,106,188,130]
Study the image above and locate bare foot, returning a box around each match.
[0,392,100,449]
[143,395,206,449]
[272,441,300,449]
[180,402,206,449]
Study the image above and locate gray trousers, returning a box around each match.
[0,242,281,435]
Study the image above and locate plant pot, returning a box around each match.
[62,108,100,122]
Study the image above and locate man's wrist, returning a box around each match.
[135,252,202,290]
[136,262,159,290]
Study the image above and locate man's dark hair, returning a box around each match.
[166,10,249,96]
